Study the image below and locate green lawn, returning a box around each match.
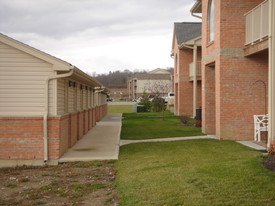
[108,105,134,113]
[121,112,204,140]
[116,139,275,206]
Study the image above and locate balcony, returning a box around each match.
[189,61,201,81]
[245,0,269,45]
[244,0,269,55]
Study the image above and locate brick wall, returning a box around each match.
[0,105,108,161]
[201,0,268,140]
[78,111,84,140]
[0,117,44,159]
[173,41,202,116]
[84,110,89,135]
[69,113,78,147]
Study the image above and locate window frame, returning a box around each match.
[208,0,215,42]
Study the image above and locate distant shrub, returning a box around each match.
[151,96,165,112]
[179,115,189,125]
[138,94,151,112]
[179,116,194,126]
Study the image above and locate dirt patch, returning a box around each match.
[263,156,275,172]
[0,161,117,206]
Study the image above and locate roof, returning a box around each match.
[190,0,202,14]
[129,73,171,81]
[148,68,171,74]
[174,22,201,46]
[0,33,102,87]
[0,33,72,71]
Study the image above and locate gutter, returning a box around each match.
[191,12,202,19]
[179,43,194,50]
[190,0,202,19]
[43,67,74,163]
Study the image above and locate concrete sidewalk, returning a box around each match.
[59,113,122,163]
[120,135,216,146]
[237,141,267,151]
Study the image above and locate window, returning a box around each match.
[208,0,215,42]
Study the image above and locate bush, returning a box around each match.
[179,115,189,124]
[138,94,151,112]
[179,116,194,126]
[151,96,165,112]
[268,143,275,156]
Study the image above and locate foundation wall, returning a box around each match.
[0,104,107,165]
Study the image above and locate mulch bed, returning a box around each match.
[0,161,117,206]
[263,156,275,171]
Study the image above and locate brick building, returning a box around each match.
[190,0,275,148]
[171,22,202,117]
[0,33,108,167]
[108,88,128,100]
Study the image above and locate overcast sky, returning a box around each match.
[0,0,199,75]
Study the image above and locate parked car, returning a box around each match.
[107,97,113,102]
[168,92,174,105]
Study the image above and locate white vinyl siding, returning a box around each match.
[0,42,54,116]
[68,85,76,113]
[57,79,66,115]
[77,85,81,111]
[83,88,87,109]
[87,89,91,108]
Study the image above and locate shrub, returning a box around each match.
[151,96,165,112]
[179,116,189,124]
[138,94,151,112]
[268,143,275,156]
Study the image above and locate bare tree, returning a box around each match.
[144,80,172,120]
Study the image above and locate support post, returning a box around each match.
[268,0,275,147]
[193,44,198,118]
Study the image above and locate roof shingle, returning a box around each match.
[174,22,201,45]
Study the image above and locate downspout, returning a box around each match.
[268,0,275,148]
[43,68,74,163]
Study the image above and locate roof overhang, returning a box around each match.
[171,26,177,57]
[179,36,202,50]
[190,0,202,19]
[190,0,202,14]
[0,33,72,71]
[69,67,102,87]
[0,33,103,88]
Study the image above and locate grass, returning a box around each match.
[108,105,133,113]
[121,112,204,140]
[116,139,275,206]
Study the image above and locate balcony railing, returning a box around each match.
[189,61,201,81]
[245,0,269,45]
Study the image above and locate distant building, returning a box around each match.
[109,88,128,100]
[128,68,172,99]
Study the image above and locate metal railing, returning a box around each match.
[189,61,201,80]
[245,0,269,45]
